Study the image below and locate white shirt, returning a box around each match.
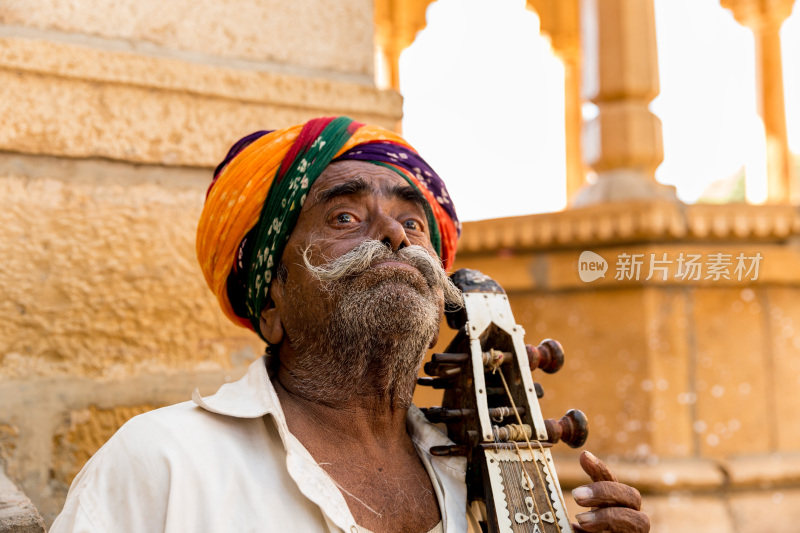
[51,356,468,533]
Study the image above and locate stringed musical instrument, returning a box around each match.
[417,269,588,533]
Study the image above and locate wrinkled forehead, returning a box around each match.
[305,160,426,211]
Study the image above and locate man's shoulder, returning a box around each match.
[121,399,223,434]
[109,399,268,458]
[110,401,213,447]
[74,401,227,480]
[52,399,282,532]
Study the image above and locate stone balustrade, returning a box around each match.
[0,469,44,533]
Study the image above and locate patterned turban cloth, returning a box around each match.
[196,116,460,340]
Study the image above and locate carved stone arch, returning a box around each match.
[526,0,585,199]
[374,0,587,198]
[525,0,581,62]
[374,0,438,90]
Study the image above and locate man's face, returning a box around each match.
[286,160,437,273]
[267,160,447,407]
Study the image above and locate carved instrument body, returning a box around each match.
[420,269,588,533]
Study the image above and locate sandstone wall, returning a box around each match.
[0,1,401,524]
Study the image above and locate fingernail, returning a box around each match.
[576,511,596,525]
[584,450,599,463]
[572,486,593,500]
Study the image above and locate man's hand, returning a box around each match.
[571,451,650,533]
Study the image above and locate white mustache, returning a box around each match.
[301,239,463,308]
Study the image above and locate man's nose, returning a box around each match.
[375,215,410,253]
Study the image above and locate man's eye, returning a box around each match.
[403,219,422,231]
[336,213,355,224]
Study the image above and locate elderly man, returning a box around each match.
[52,117,648,533]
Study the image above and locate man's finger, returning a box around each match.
[579,450,618,482]
[572,481,642,510]
[575,507,650,533]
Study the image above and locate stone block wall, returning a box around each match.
[0,0,401,524]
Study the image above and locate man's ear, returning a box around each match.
[259,281,285,344]
[259,305,284,345]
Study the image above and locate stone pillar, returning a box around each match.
[527,0,587,202]
[572,0,677,206]
[721,0,797,203]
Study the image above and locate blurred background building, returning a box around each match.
[1,1,799,531]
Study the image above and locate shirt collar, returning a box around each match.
[192,356,277,418]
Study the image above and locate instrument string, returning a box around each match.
[494,355,563,533]
[510,439,545,526]
[534,439,572,532]
[487,351,543,526]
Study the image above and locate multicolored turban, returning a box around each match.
[196,116,460,339]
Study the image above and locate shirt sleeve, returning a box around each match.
[49,490,105,533]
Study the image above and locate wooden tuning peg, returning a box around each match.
[544,409,589,448]
[416,377,455,389]
[429,445,469,456]
[526,339,565,373]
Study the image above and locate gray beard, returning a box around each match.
[282,266,441,409]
